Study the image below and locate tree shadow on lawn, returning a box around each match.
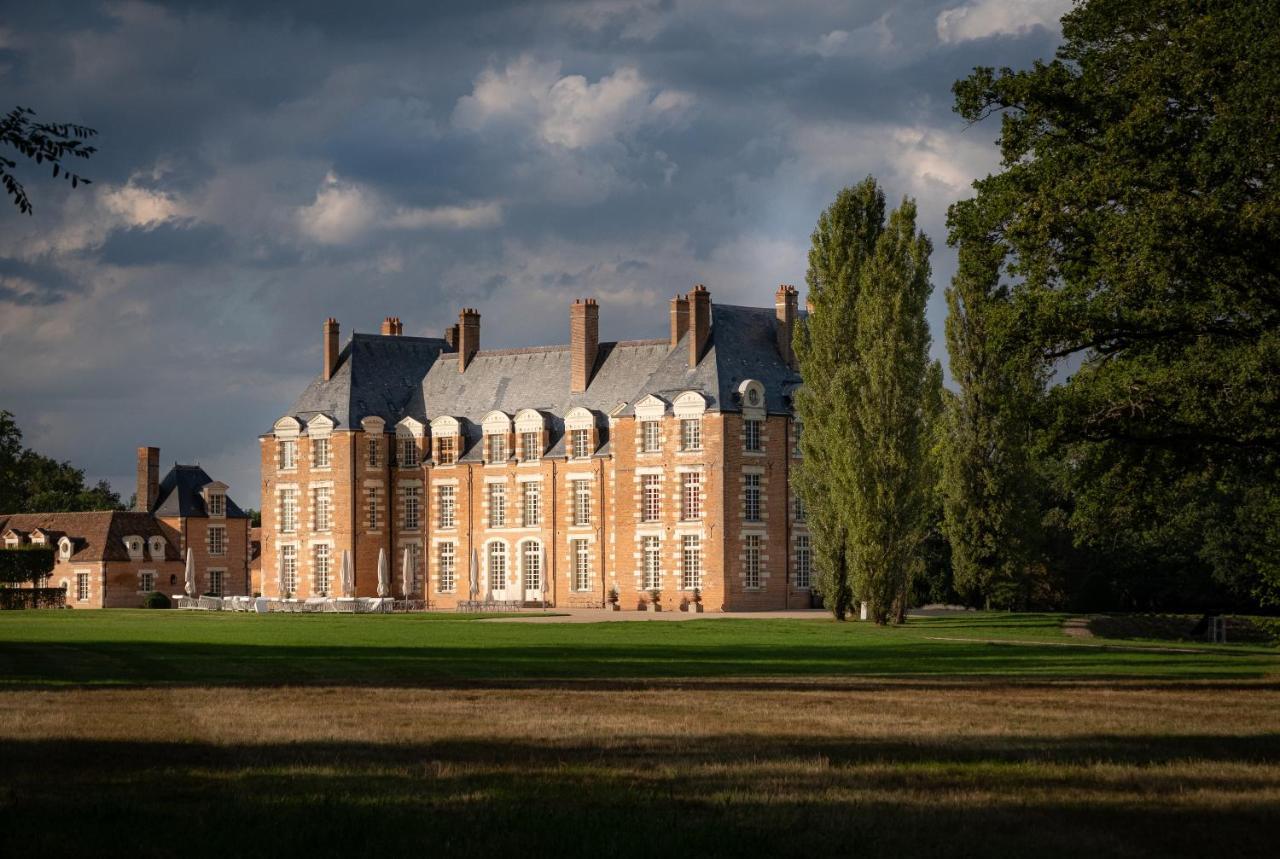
[2,637,1277,689]
[2,734,1279,858]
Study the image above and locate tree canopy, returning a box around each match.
[0,411,123,514]
[949,0,1280,607]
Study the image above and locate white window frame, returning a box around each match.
[208,524,227,556]
[642,473,662,522]
[488,482,507,528]
[313,486,332,532]
[280,544,298,595]
[280,486,298,533]
[744,534,762,589]
[314,543,332,596]
[573,480,591,527]
[522,481,541,528]
[488,541,508,594]
[642,535,661,590]
[573,539,591,591]
[744,418,762,452]
[437,541,457,593]
[642,420,662,453]
[744,473,762,522]
[404,486,422,530]
[681,535,702,590]
[138,570,156,593]
[208,568,225,597]
[438,484,456,529]
[795,534,812,589]
[311,436,331,469]
[75,571,90,602]
[681,472,702,521]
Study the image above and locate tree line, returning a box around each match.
[795,0,1278,620]
[0,411,125,513]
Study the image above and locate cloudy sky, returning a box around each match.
[0,0,1069,507]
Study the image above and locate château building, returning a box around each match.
[258,284,814,611]
[0,448,251,607]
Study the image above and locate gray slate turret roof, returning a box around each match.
[278,302,802,450]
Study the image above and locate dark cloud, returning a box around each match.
[0,0,1069,505]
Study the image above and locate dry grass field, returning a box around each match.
[1,611,1278,857]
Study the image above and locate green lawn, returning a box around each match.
[1,610,1276,687]
[2,611,1278,857]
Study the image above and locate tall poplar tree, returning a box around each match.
[793,179,885,620]
[846,200,934,624]
[794,179,935,623]
[941,202,1042,608]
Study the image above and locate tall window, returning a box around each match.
[437,542,456,592]
[744,419,762,452]
[314,544,331,596]
[522,431,540,462]
[207,493,225,517]
[573,539,591,591]
[570,428,590,459]
[794,493,806,522]
[366,437,379,467]
[681,535,702,590]
[681,472,702,520]
[208,570,224,597]
[312,437,331,468]
[744,534,762,589]
[573,480,591,527]
[281,545,298,594]
[438,485,456,529]
[795,534,812,589]
[488,542,507,593]
[744,474,762,522]
[522,481,541,527]
[279,439,297,470]
[523,542,542,594]
[489,482,507,527]
[280,487,297,533]
[437,436,455,465]
[681,418,702,451]
[314,487,332,531]
[76,572,90,601]
[139,571,155,593]
[404,486,421,530]
[642,474,662,522]
[487,433,507,463]
[208,525,226,556]
[399,435,419,467]
[642,536,661,590]
[366,488,379,529]
[642,420,662,453]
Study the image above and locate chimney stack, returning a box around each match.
[458,308,480,372]
[688,284,711,369]
[444,324,459,351]
[136,446,160,513]
[570,298,600,394]
[775,284,798,369]
[381,316,403,336]
[323,318,340,380]
[669,294,689,348]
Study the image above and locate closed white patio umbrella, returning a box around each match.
[184,548,196,598]
[377,547,389,597]
[469,548,479,600]
[340,549,353,597]
[401,547,412,597]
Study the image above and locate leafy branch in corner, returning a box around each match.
[0,106,97,215]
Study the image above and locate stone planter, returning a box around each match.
[646,603,662,612]
[609,602,621,611]
[686,602,704,613]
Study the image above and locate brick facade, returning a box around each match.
[259,285,809,610]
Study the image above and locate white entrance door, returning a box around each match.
[523,542,543,603]
[488,543,508,599]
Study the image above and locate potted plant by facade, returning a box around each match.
[648,588,662,612]
[689,588,704,613]
[608,585,621,611]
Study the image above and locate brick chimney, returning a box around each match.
[444,323,459,351]
[323,317,340,380]
[380,316,403,336]
[669,293,689,349]
[688,284,711,368]
[458,308,480,372]
[570,298,599,393]
[136,446,160,513]
[775,284,798,369]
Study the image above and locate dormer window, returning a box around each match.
[280,439,297,470]
[149,536,166,560]
[208,493,225,517]
[430,416,461,466]
[312,437,331,469]
[570,429,591,459]
[30,530,46,546]
[59,537,73,560]
[399,434,420,467]
[681,419,702,451]
[124,536,145,561]
[396,418,425,468]
[674,391,707,452]
[486,433,507,463]
[481,411,512,464]
[437,436,455,465]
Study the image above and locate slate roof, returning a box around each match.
[275,301,803,449]
[152,464,250,519]
[0,511,181,563]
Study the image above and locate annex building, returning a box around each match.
[0,448,251,607]
[258,284,815,611]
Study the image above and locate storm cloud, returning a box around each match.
[0,0,1070,505]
